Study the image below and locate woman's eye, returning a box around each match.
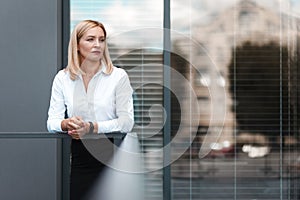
[87,38,93,42]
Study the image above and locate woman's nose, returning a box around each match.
[94,40,100,47]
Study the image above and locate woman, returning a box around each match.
[47,20,134,200]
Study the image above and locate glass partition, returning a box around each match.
[71,1,164,199]
[170,0,300,199]
[70,0,300,199]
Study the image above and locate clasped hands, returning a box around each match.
[61,116,90,140]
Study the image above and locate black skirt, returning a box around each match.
[70,139,114,200]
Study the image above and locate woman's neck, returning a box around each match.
[81,61,101,77]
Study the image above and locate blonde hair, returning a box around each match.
[66,20,113,80]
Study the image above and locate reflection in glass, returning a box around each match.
[171,0,300,199]
[71,1,164,199]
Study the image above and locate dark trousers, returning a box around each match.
[70,139,113,200]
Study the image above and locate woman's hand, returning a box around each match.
[67,122,90,140]
[61,116,89,140]
[61,116,84,130]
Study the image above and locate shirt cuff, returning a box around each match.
[47,119,63,133]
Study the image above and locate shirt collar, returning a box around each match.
[95,62,107,76]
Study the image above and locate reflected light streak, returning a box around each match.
[87,133,146,200]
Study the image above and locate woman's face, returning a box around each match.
[78,26,105,63]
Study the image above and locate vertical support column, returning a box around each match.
[62,136,71,200]
[163,0,171,199]
[62,0,70,69]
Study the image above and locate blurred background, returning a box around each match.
[72,0,300,199]
[1,0,300,199]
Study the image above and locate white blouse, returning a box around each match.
[47,65,134,134]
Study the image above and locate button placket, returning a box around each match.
[87,76,98,116]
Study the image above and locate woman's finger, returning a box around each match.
[73,116,84,127]
[68,121,81,129]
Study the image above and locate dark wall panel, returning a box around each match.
[0,0,62,132]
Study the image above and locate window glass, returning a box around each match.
[70,0,300,199]
[170,0,300,199]
[71,1,164,199]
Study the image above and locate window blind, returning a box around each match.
[70,1,164,199]
[170,0,300,199]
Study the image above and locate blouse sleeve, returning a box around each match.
[47,73,66,133]
[97,72,134,133]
